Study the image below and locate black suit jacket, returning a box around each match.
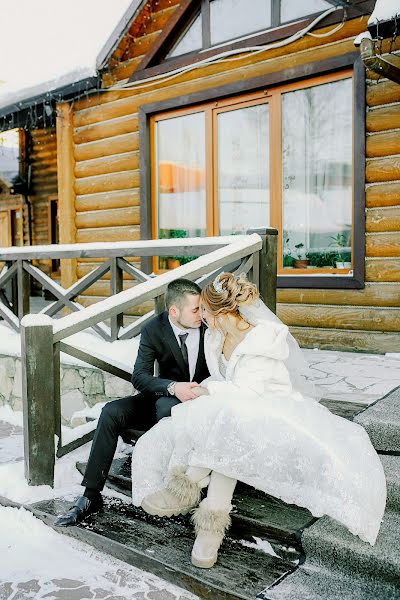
[131,311,210,398]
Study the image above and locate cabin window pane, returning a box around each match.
[210,0,271,46]
[217,103,270,235]
[0,129,20,187]
[280,0,333,23]
[155,112,206,269]
[168,12,202,58]
[281,78,353,270]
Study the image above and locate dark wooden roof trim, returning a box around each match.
[135,0,199,72]
[129,0,375,84]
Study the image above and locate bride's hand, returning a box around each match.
[192,386,210,397]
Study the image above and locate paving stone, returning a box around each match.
[83,371,104,396]
[62,369,84,392]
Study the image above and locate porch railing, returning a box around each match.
[12,228,278,486]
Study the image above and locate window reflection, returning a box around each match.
[282,78,353,270]
[210,0,271,45]
[155,112,206,269]
[217,104,270,235]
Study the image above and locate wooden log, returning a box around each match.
[75,206,140,229]
[57,103,77,288]
[74,133,139,162]
[366,130,400,158]
[135,5,177,36]
[81,279,138,297]
[21,316,55,486]
[366,181,400,207]
[74,114,138,145]
[277,283,400,307]
[74,85,141,128]
[367,105,400,133]
[366,155,400,183]
[75,189,140,212]
[278,303,400,332]
[77,261,136,280]
[78,294,154,316]
[76,225,140,244]
[74,170,139,196]
[367,80,400,107]
[290,326,400,354]
[75,151,139,179]
[366,257,400,282]
[366,232,400,257]
[366,206,400,232]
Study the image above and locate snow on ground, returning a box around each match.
[0,504,197,600]
[0,321,139,371]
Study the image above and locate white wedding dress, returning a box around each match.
[131,311,386,546]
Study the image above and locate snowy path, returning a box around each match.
[0,414,198,600]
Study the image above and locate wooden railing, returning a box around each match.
[10,229,278,486]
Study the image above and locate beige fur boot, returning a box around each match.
[141,467,207,517]
[191,498,232,568]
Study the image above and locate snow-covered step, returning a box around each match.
[29,496,296,600]
[381,454,400,510]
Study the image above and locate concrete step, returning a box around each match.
[296,507,400,586]
[355,387,400,452]
[264,562,400,600]
[381,454,400,511]
[29,496,297,600]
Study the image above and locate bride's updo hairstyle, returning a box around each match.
[201,272,259,316]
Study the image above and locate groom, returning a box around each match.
[55,278,209,527]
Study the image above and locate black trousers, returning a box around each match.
[82,393,180,491]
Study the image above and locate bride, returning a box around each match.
[131,272,386,569]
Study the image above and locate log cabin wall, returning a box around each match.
[59,1,399,351]
[28,127,58,275]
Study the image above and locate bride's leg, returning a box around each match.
[191,471,237,569]
[141,466,211,518]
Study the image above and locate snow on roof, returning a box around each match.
[0,0,140,114]
[368,0,400,24]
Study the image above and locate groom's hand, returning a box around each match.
[175,382,200,402]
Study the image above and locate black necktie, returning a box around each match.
[178,333,189,371]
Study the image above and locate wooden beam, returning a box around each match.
[57,102,77,288]
[291,326,400,354]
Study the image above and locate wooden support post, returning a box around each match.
[11,262,18,317]
[110,258,123,341]
[21,315,55,486]
[57,102,77,289]
[247,228,278,314]
[155,294,165,315]
[17,261,30,321]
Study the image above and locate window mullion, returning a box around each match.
[202,0,211,49]
[269,92,283,271]
[271,0,281,27]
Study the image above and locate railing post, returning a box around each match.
[247,227,278,314]
[17,260,30,321]
[21,315,55,486]
[110,258,123,341]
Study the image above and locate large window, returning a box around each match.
[167,0,333,58]
[0,129,20,187]
[151,70,354,277]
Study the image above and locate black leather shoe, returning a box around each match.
[54,495,103,527]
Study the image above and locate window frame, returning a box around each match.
[139,52,365,289]
[130,0,374,84]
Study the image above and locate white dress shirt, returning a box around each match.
[168,316,200,381]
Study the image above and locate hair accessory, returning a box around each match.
[212,274,224,293]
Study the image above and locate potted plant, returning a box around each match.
[166,229,188,269]
[283,235,295,268]
[293,243,309,268]
[330,233,351,269]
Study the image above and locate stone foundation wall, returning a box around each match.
[0,354,133,425]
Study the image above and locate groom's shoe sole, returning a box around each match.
[141,499,194,518]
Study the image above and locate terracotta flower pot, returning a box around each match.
[167,258,181,269]
[293,259,309,269]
